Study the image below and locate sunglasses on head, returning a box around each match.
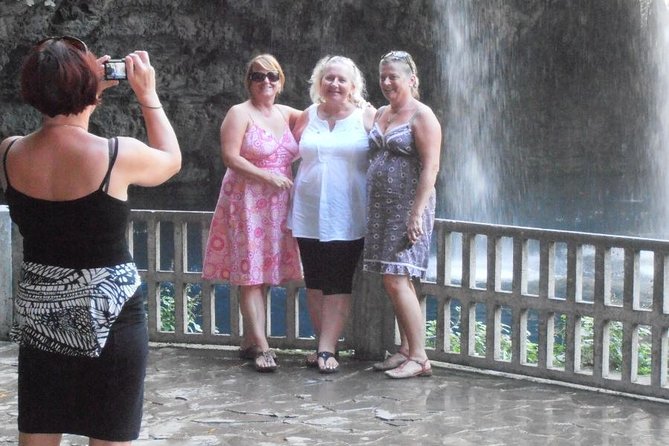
[381,51,415,73]
[248,71,280,83]
[36,35,88,53]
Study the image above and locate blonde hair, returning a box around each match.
[380,50,420,99]
[308,55,367,106]
[244,54,286,95]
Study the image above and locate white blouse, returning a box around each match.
[288,104,369,241]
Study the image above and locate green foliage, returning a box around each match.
[425,308,651,376]
[159,282,203,333]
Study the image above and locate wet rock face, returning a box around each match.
[0,0,652,217]
[0,0,439,210]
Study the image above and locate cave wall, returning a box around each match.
[0,0,654,226]
[0,0,440,210]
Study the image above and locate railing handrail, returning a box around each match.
[424,219,669,400]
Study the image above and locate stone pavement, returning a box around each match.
[0,342,667,445]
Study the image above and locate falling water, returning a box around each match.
[437,1,655,237]
[433,1,659,303]
[650,0,669,239]
[437,0,512,224]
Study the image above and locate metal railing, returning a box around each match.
[4,206,669,400]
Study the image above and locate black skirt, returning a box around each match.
[17,292,149,441]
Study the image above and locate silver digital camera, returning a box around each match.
[103,59,127,80]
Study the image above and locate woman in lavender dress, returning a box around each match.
[363,51,442,379]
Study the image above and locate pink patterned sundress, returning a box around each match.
[202,122,302,285]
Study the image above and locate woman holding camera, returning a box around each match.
[202,54,302,372]
[0,37,180,445]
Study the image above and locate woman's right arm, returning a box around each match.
[291,108,310,143]
[114,51,181,188]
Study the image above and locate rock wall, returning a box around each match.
[0,0,655,228]
[0,0,440,210]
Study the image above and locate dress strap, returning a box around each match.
[275,105,288,123]
[407,106,421,125]
[99,137,119,192]
[1,138,20,189]
[373,106,388,125]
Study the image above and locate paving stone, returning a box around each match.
[0,342,666,445]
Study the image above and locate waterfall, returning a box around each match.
[436,1,654,237]
[437,0,515,224]
[651,0,669,239]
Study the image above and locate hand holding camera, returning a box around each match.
[125,51,160,108]
[99,51,160,109]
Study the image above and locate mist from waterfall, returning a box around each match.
[437,0,515,224]
[437,1,656,238]
[651,0,669,239]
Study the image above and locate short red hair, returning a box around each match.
[20,38,99,117]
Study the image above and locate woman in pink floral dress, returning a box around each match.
[203,54,302,372]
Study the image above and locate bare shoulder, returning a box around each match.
[275,103,301,115]
[0,136,23,172]
[413,102,441,128]
[226,101,250,117]
[222,101,251,126]
[0,137,20,188]
[414,101,437,119]
[0,136,22,152]
[113,135,146,155]
[276,103,302,128]
[363,101,377,116]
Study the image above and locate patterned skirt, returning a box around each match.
[18,291,148,440]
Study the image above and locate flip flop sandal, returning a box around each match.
[307,350,339,368]
[255,350,278,373]
[317,351,339,374]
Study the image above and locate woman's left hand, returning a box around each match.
[406,212,423,244]
[267,173,293,190]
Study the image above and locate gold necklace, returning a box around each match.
[386,102,415,125]
[43,123,88,131]
[386,106,406,124]
[386,109,400,124]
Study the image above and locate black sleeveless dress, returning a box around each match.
[2,138,148,441]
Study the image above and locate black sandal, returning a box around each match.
[307,350,339,368]
[317,351,339,374]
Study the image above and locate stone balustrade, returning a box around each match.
[2,206,668,401]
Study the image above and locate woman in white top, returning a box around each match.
[290,55,375,373]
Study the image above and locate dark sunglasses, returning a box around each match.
[381,51,415,73]
[248,71,280,83]
[36,35,88,53]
